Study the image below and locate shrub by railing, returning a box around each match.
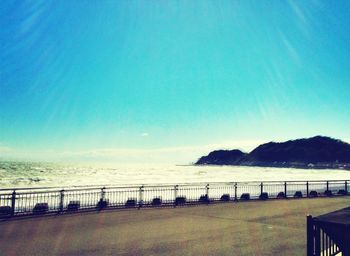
[0,180,349,218]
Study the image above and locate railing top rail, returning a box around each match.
[0,179,349,192]
[0,182,232,192]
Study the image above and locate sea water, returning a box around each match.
[1,161,350,189]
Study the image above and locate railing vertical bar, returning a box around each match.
[330,237,333,255]
[59,190,64,213]
[11,190,16,217]
[320,229,327,255]
[101,187,105,201]
[284,182,287,198]
[323,229,326,256]
[315,224,321,256]
[307,215,314,256]
[326,234,329,256]
[326,230,329,256]
[139,185,144,209]
[234,183,237,201]
[206,184,209,204]
[174,185,178,207]
[345,181,348,194]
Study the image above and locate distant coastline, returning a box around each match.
[195,136,350,170]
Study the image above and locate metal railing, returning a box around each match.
[0,179,349,218]
[307,215,342,256]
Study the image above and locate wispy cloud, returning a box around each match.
[140,132,149,137]
[288,0,308,25]
[280,33,300,65]
[57,139,265,163]
[0,140,265,164]
[287,0,311,38]
[11,137,350,164]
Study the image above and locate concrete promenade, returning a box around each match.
[1,197,350,255]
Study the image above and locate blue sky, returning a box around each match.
[1,0,350,163]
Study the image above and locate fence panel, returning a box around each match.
[307,215,342,256]
[1,180,349,218]
[262,182,285,198]
[63,188,101,211]
[237,182,261,199]
[286,182,307,198]
[327,181,347,196]
[106,187,140,208]
[0,192,11,208]
[176,184,206,204]
[308,181,328,197]
[209,183,235,201]
[143,185,175,206]
[15,190,61,215]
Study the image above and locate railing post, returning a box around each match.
[174,185,178,207]
[306,215,314,256]
[234,182,238,201]
[59,189,64,213]
[206,184,210,204]
[306,182,309,198]
[284,182,287,198]
[139,185,144,209]
[101,187,106,201]
[260,182,263,195]
[346,181,348,194]
[11,190,16,217]
[326,181,329,191]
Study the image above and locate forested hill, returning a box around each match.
[195,136,350,169]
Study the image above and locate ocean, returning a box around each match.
[1,161,350,189]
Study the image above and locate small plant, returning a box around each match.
[67,201,80,211]
[125,199,137,208]
[277,192,285,199]
[0,206,12,217]
[240,193,250,200]
[337,189,347,195]
[33,203,49,214]
[294,191,303,198]
[151,197,162,206]
[175,196,186,205]
[220,194,230,201]
[199,195,209,204]
[97,199,108,210]
[259,192,269,200]
[324,190,333,197]
[309,191,318,198]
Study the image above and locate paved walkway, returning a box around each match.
[1,197,350,255]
